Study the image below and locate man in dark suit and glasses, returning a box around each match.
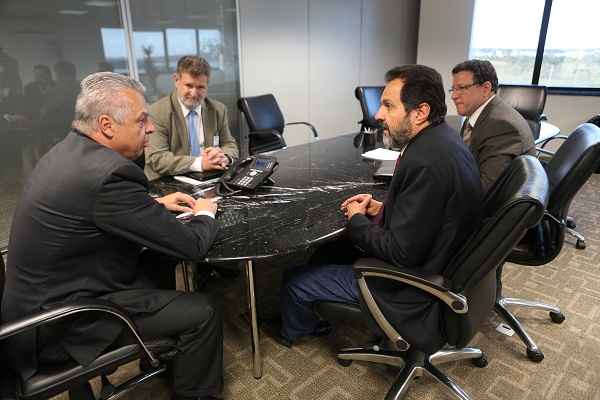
[450,59,534,192]
[277,65,483,352]
[2,72,223,400]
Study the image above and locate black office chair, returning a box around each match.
[355,86,384,132]
[497,84,547,142]
[587,114,600,128]
[238,94,319,155]
[316,155,549,400]
[0,255,177,400]
[496,123,600,363]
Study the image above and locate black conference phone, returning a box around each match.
[220,155,278,191]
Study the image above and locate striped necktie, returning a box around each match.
[461,118,472,145]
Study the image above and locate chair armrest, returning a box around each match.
[536,147,555,157]
[0,299,161,367]
[248,130,285,143]
[538,134,568,149]
[352,258,468,352]
[286,121,319,139]
[353,258,468,314]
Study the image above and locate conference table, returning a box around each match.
[149,132,388,379]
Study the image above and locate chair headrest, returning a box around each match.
[545,123,600,217]
[237,94,285,133]
[498,84,547,121]
[355,86,384,127]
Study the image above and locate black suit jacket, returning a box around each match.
[469,96,535,192]
[346,121,483,352]
[2,131,218,379]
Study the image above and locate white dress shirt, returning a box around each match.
[466,94,496,128]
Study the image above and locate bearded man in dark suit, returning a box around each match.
[277,65,483,352]
[2,72,222,400]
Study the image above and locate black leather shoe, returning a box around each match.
[272,332,296,348]
[270,319,332,348]
[312,320,333,337]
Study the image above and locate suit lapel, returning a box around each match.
[202,98,215,147]
[473,96,496,130]
[470,95,497,148]
[170,91,190,154]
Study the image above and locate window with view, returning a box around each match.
[470,0,600,93]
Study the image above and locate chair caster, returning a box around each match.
[576,239,586,250]
[337,358,353,367]
[549,311,565,324]
[527,348,544,363]
[566,217,576,229]
[471,354,488,368]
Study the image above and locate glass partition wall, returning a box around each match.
[0,0,241,248]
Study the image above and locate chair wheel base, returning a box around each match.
[576,239,586,250]
[527,348,544,363]
[549,311,565,324]
[337,358,353,367]
[566,217,576,229]
[471,355,488,368]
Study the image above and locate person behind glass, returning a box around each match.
[24,64,55,120]
[276,65,483,351]
[2,72,223,400]
[144,55,239,181]
[38,60,81,151]
[450,59,535,192]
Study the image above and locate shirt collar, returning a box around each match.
[177,97,202,118]
[468,94,495,127]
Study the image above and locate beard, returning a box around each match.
[179,95,202,109]
[382,117,411,149]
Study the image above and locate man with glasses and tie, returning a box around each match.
[450,59,534,192]
[144,55,238,181]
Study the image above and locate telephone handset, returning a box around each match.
[220,155,278,190]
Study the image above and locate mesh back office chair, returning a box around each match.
[497,84,547,142]
[0,255,177,400]
[238,94,319,155]
[316,155,549,400]
[355,86,384,132]
[497,123,600,362]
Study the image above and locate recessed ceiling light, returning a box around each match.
[59,9,88,15]
[84,0,117,7]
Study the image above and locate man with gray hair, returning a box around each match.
[2,72,223,399]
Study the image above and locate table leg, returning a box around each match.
[243,259,262,379]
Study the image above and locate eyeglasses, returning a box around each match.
[448,83,480,94]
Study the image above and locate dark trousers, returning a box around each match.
[39,250,223,398]
[280,239,362,341]
[133,292,223,398]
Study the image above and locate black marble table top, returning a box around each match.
[150,133,388,262]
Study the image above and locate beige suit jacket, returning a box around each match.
[144,92,239,181]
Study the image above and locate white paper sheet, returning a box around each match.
[361,148,400,161]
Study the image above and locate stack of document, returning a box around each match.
[361,148,400,161]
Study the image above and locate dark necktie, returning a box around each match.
[461,118,472,145]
